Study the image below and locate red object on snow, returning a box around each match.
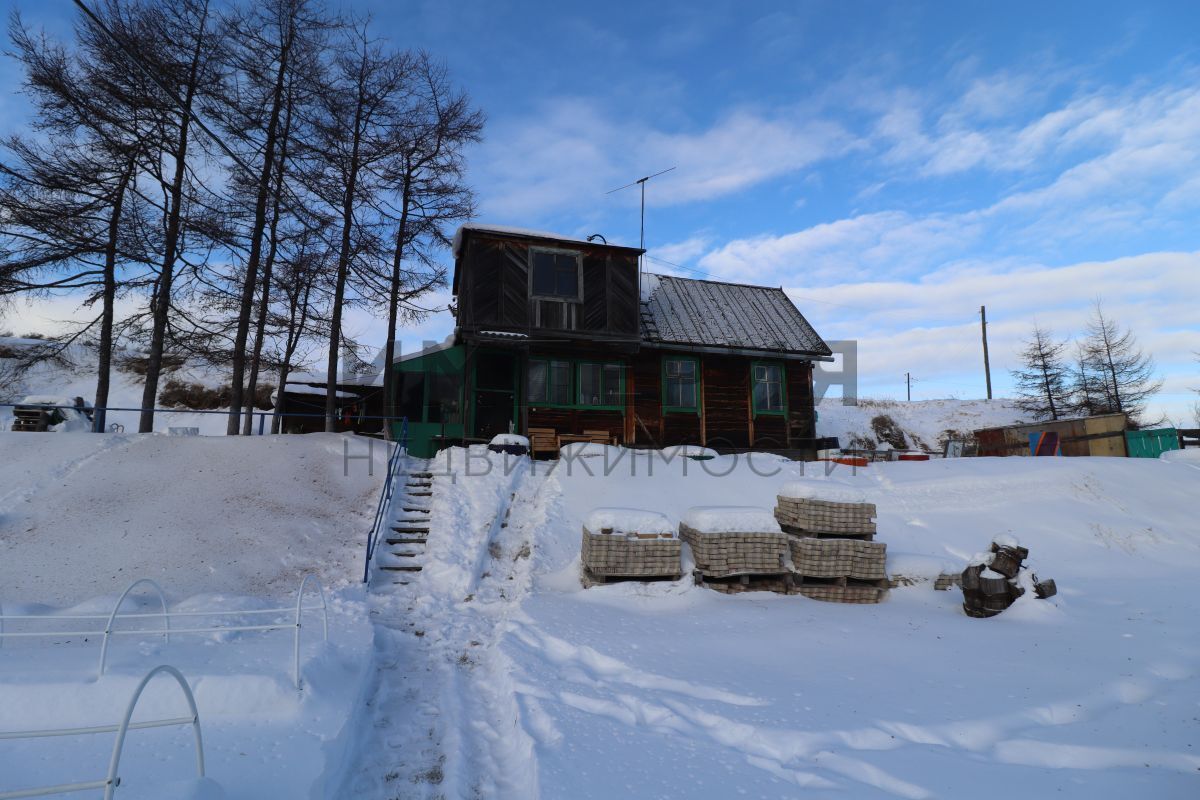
[897,453,929,461]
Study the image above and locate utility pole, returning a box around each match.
[906,372,911,402]
[980,305,993,401]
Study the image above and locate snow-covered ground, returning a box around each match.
[0,433,390,798]
[348,446,1199,799]
[817,397,1031,451]
[3,435,1198,798]
[0,433,385,602]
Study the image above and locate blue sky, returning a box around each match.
[4,1,1199,420]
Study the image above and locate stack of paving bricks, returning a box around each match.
[580,512,681,583]
[679,527,791,579]
[774,496,878,540]
[775,486,887,603]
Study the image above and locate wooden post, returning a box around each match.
[699,356,707,447]
[623,366,636,445]
[980,305,993,401]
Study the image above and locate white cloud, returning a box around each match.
[474,99,859,219]
[695,210,984,285]
[785,251,1200,422]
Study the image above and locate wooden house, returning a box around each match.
[394,224,833,458]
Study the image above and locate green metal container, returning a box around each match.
[1124,427,1180,459]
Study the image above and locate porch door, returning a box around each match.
[473,352,516,441]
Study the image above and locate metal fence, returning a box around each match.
[0,401,407,436]
[363,419,409,584]
[0,664,205,800]
[0,575,328,690]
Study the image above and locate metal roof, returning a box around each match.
[639,274,832,358]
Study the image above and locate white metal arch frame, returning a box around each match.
[293,574,329,690]
[98,578,170,677]
[2,575,328,689]
[0,664,204,800]
[103,664,205,800]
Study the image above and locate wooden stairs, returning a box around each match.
[378,466,435,585]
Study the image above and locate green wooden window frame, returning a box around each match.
[661,356,700,414]
[577,361,625,410]
[527,358,574,407]
[751,361,786,416]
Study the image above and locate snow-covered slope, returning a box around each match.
[817,397,1031,451]
[0,432,385,603]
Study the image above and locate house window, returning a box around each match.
[530,249,581,300]
[426,372,462,424]
[399,372,426,421]
[752,363,785,414]
[528,359,572,405]
[663,357,698,411]
[578,362,623,407]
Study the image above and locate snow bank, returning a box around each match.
[777,481,869,503]
[658,444,718,459]
[584,508,673,536]
[681,506,781,533]
[491,433,529,447]
[0,433,384,604]
[560,441,624,459]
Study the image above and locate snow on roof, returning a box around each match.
[639,274,832,357]
[452,223,640,257]
[282,383,356,399]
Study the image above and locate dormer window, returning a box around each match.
[530,248,582,301]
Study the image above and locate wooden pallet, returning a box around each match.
[779,523,875,541]
[692,569,794,594]
[582,568,682,587]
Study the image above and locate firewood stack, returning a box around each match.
[960,538,1057,618]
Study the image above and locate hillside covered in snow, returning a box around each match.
[818,397,1032,451]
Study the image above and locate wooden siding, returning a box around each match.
[457,233,639,341]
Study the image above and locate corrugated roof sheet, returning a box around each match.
[639,274,831,357]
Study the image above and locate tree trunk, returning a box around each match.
[381,172,412,441]
[324,78,367,433]
[93,158,135,433]
[227,27,293,435]
[138,7,208,434]
[242,88,295,436]
[273,277,311,434]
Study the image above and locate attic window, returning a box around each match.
[530,248,582,301]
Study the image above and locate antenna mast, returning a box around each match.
[607,166,676,252]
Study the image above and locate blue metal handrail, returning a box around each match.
[363,418,409,583]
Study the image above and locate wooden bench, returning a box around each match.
[583,429,617,445]
[528,427,559,458]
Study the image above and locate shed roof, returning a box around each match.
[639,273,831,358]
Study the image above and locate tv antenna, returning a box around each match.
[607,166,676,251]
